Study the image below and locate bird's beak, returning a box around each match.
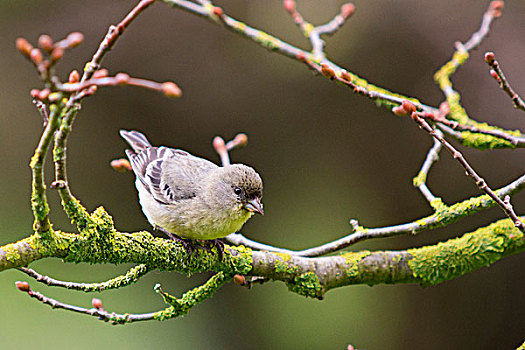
[244,197,264,215]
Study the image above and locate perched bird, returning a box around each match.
[120,130,263,255]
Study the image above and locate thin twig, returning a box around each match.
[413,131,443,205]
[463,1,503,52]
[29,106,60,236]
[57,74,181,98]
[82,0,157,82]
[15,271,232,323]
[284,1,355,59]
[212,133,248,166]
[226,172,525,256]
[14,281,156,324]
[32,99,49,126]
[164,0,522,149]
[418,108,525,146]
[53,0,157,226]
[19,264,149,292]
[484,52,525,112]
[432,1,512,147]
[411,111,525,233]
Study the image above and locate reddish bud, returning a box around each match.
[15,281,30,292]
[321,64,335,79]
[401,100,416,114]
[421,111,436,120]
[392,105,408,117]
[484,52,495,65]
[16,37,33,57]
[233,133,248,147]
[30,89,40,98]
[410,111,419,121]
[38,34,54,52]
[115,73,130,85]
[161,82,182,97]
[38,88,51,100]
[296,51,306,62]
[340,3,355,18]
[92,68,109,79]
[30,48,43,64]
[489,1,504,18]
[212,6,223,17]
[439,101,450,116]
[68,70,80,83]
[66,32,84,48]
[283,0,296,13]
[213,136,226,150]
[490,1,504,11]
[92,298,103,309]
[233,274,246,285]
[86,85,98,95]
[340,71,352,82]
[50,47,64,62]
[110,158,132,172]
[490,69,500,81]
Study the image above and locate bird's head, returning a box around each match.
[208,164,263,216]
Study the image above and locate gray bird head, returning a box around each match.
[206,164,264,216]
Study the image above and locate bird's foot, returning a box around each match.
[156,227,194,255]
[196,239,225,260]
[154,227,225,259]
[211,239,225,260]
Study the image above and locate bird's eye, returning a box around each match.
[233,187,242,196]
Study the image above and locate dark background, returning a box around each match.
[1,1,524,349]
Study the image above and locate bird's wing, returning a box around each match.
[126,146,217,205]
[120,130,152,153]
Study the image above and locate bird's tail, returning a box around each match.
[120,130,152,153]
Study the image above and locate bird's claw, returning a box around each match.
[156,227,225,259]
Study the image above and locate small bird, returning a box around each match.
[120,130,263,255]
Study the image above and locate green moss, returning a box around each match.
[61,197,93,231]
[342,251,371,278]
[287,272,323,299]
[4,247,21,262]
[301,23,314,37]
[273,252,291,261]
[430,198,447,213]
[271,252,297,276]
[154,271,231,321]
[437,194,490,222]
[271,252,295,274]
[91,206,115,230]
[415,218,428,227]
[433,50,469,91]
[412,172,427,187]
[256,31,279,50]
[274,256,297,275]
[407,218,523,286]
[215,244,253,276]
[459,131,516,150]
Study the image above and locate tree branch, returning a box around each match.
[3,215,523,302]
[19,264,149,292]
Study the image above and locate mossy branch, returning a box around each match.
[4,210,524,300]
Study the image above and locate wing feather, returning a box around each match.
[125,144,218,205]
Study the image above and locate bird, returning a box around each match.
[120,130,263,256]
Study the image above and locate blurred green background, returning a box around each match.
[1,0,525,349]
